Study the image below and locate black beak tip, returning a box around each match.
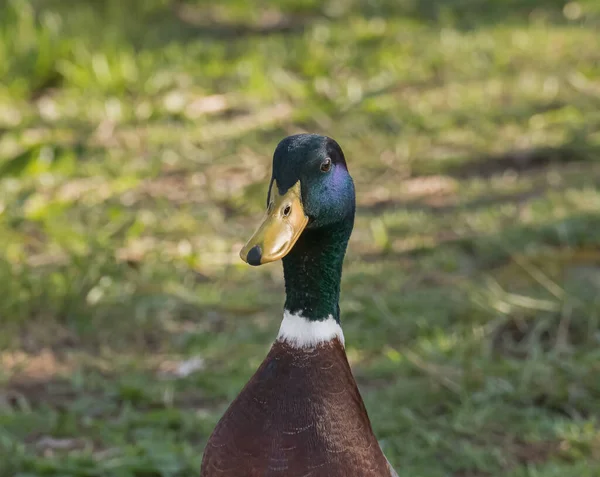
[246,245,262,266]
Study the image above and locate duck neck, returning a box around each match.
[281,220,352,323]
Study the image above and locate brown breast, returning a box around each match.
[200,338,392,477]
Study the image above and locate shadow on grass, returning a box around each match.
[446,144,600,180]
[352,0,581,28]
[358,131,600,218]
[27,0,589,54]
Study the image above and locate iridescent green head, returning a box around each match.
[241,134,355,266]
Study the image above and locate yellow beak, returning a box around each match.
[240,181,308,266]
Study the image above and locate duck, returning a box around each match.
[200,134,397,477]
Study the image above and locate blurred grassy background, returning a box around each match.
[1,0,600,475]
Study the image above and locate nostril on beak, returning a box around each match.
[246,245,262,266]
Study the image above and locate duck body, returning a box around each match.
[201,316,394,477]
[201,135,397,477]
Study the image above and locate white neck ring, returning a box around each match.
[276,310,345,348]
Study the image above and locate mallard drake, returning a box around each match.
[200,134,397,477]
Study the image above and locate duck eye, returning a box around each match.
[320,158,332,172]
[282,205,291,217]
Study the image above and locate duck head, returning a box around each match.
[240,134,355,266]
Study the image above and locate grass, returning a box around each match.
[1,0,600,475]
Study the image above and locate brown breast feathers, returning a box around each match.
[200,338,392,477]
